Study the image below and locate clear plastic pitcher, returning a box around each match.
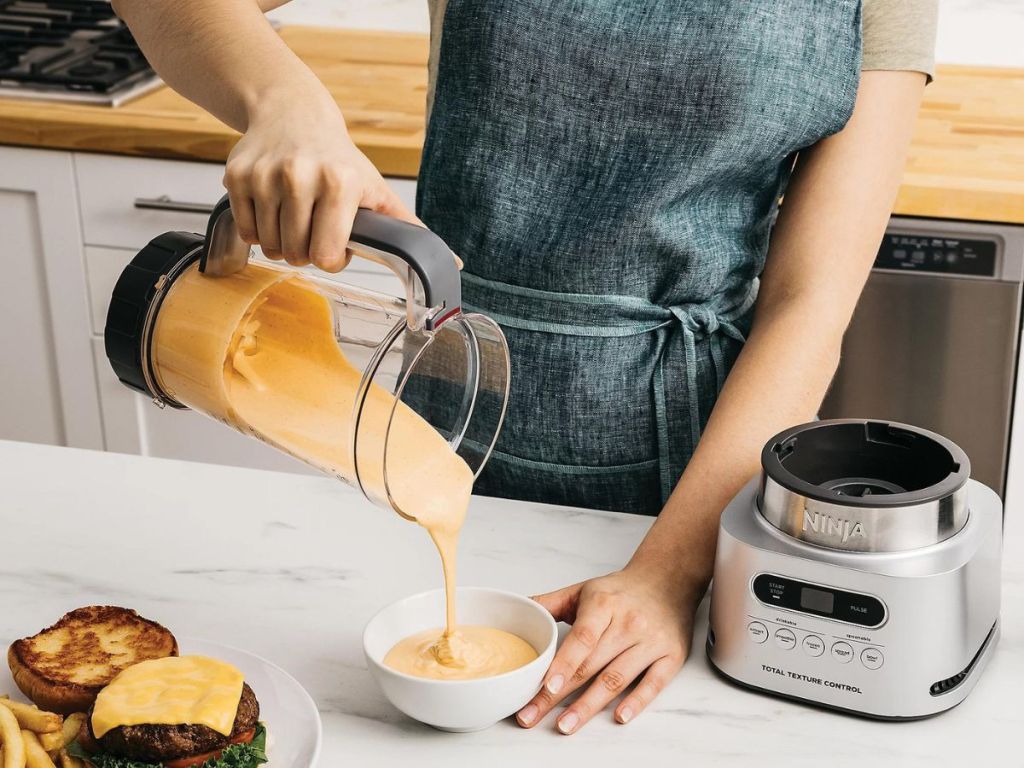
[104,196,509,521]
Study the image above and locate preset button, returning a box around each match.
[774,628,797,650]
[802,635,825,657]
[831,641,854,663]
[861,647,884,670]
[747,621,769,644]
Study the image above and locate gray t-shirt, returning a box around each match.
[863,0,938,80]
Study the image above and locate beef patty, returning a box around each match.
[92,682,259,763]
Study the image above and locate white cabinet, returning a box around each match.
[0,147,103,449]
[2,145,418,476]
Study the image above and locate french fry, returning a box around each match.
[31,736,60,755]
[21,732,55,768]
[0,705,25,768]
[0,702,60,735]
[56,717,82,754]
[55,752,81,768]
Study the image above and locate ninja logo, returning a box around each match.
[803,511,866,544]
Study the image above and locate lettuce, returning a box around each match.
[66,723,268,768]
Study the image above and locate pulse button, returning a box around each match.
[747,622,768,644]
[861,647,884,670]
[831,641,854,663]
[774,628,796,650]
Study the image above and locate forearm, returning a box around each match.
[629,71,927,594]
[113,0,334,132]
[628,294,844,593]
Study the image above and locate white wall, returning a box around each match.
[268,0,1024,68]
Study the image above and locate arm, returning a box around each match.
[113,0,415,269]
[517,70,927,733]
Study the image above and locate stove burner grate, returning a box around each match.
[0,0,155,94]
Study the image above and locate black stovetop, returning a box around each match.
[0,0,154,95]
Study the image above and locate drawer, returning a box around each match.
[75,151,419,252]
[75,153,225,249]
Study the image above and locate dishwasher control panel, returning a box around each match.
[875,233,998,276]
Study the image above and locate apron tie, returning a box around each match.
[656,304,749,503]
[461,272,758,504]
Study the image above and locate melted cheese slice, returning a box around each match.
[91,656,244,738]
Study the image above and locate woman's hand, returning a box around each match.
[223,90,418,272]
[516,565,701,734]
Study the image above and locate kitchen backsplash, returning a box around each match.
[267,0,1024,68]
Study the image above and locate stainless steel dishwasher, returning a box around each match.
[820,216,1024,496]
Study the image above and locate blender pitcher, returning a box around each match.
[104,195,510,521]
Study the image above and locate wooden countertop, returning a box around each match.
[1,26,1022,224]
[0,27,429,177]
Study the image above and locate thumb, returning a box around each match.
[532,582,584,624]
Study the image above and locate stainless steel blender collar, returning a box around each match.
[757,420,971,553]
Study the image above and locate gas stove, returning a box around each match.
[0,0,161,105]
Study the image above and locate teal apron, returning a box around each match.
[418,0,862,515]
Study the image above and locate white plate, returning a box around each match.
[1,637,322,768]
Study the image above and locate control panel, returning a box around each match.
[744,574,888,676]
[752,574,887,627]
[745,619,885,671]
[875,233,998,277]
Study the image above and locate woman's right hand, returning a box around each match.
[223,90,418,273]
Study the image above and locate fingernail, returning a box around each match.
[557,711,579,734]
[618,706,633,724]
[545,674,564,695]
[517,704,538,726]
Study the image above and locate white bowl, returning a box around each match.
[363,587,557,732]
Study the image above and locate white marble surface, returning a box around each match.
[268,0,1024,68]
[0,439,1019,765]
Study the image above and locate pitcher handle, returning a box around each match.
[199,193,462,331]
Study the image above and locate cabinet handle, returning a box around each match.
[133,196,216,214]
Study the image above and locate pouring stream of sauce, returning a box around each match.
[152,264,536,679]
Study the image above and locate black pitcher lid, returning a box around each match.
[103,231,204,399]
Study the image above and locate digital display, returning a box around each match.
[800,587,835,614]
[751,574,886,627]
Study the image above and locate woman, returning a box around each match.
[114,0,937,733]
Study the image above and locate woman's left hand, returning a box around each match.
[516,565,702,734]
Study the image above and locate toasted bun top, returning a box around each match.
[9,605,179,690]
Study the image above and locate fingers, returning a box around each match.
[517,595,614,728]
[224,185,258,248]
[615,654,683,725]
[308,168,358,273]
[278,161,316,267]
[532,583,583,624]
[252,188,282,260]
[555,645,653,735]
[223,141,422,273]
[542,598,611,692]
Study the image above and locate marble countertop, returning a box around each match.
[0,440,1017,766]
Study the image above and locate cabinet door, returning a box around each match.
[0,147,103,448]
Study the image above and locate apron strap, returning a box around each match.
[462,273,758,505]
[657,305,749,503]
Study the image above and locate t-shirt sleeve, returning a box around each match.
[861,0,939,81]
